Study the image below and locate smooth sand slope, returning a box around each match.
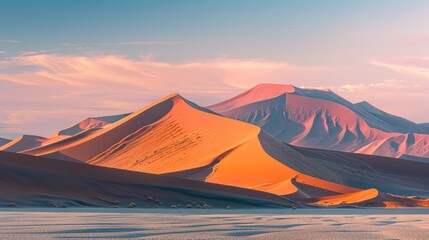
[0,151,299,208]
[208,83,429,159]
[0,135,46,152]
[19,93,429,207]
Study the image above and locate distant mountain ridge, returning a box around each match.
[208,83,429,159]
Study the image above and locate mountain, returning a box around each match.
[0,135,46,152]
[22,93,429,207]
[208,83,429,159]
[0,137,10,147]
[0,151,297,208]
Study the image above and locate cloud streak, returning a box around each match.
[0,53,334,136]
[1,39,19,44]
[370,56,429,79]
[60,41,182,47]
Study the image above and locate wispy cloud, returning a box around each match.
[370,56,429,79]
[0,53,332,136]
[1,39,19,44]
[60,40,182,47]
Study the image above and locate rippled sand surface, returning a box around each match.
[1,209,428,239]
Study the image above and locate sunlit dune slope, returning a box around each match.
[23,94,175,161]
[0,151,298,208]
[208,83,429,159]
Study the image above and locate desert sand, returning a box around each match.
[0,208,428,239]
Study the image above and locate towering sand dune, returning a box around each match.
[0,151,298,208]
[208,83,429,159]
[21,93,429,207]
[0,137,11,147]
[25,94,355,196]
[0,135,46,152]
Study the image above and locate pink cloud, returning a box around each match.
[0,53,335,136]
[406,35,429,44]
[0,53,428,137]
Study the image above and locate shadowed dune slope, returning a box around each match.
[0,135,46,153]
[208,83,429,159]
[0,137,11,147]
[288,145,429,198]
[0,151,299,208]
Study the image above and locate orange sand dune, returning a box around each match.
[303,189,429,207]
[19,92,429,207]
[22,93,355,197]
[86,94,358,196]
[0,135,46,152]
[311,188,379,206]
[23,95,174,161]
[208,83,429,159]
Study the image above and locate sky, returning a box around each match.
[0,0,429,138]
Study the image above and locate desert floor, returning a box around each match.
[0,208,428,239]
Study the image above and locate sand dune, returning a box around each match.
[40,113,130,147]
[208,83,429,159]
[21,93,356,198]
[289,145,429,198]
[311,188,380,206]
[0,151,298,208]
[16,91,429,207]
[56,113,130,137]
[84,94,362,197]
[0,135,46,152]
[0,137,10,147]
